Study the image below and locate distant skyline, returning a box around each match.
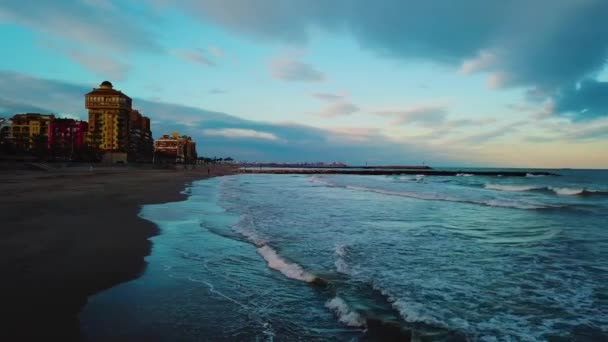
[1,0,608,168]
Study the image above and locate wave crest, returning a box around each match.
[325,297,366,327]
[485,183,608,196]
[257,245,317,283]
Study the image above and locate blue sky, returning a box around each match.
[1,0,607,168]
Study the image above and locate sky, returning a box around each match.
[1,0,607,168]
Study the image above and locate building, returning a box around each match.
[49,118,88,159]
[0,118,11,140]
[10,113,55,150]
[154,132,197,164]
[128,109,154,162]
[85,81,132,163]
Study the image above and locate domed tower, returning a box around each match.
[85,81,132,157]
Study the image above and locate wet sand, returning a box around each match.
[0,164,235,341]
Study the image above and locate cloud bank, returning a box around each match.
[165,0,608,119]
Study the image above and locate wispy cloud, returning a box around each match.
[311,93,345,102]
[270,52,325,82]
[375,104,448,126]
[452,121,528,144]
[209,88,227,94]
[319,102,359,118]
[203,128,281,141]
[173,49,216,67]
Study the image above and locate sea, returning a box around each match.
[80,169,608,341]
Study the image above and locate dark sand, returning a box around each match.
[0,164,235,340]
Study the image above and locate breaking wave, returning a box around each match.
[456,173,474,177]
[257,245,318,283]
[485,183,608,196]
[335,244,350,274]
[526,173,545,177]
[325,297,365,327]
[345,185,548,210]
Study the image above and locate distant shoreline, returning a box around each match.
[239,168,559,177]
[0,164,236,341]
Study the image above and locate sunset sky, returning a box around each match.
[1,0,607,168]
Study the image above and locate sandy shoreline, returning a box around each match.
[0,164,235,340]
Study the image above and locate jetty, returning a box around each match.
[238,168,558,177]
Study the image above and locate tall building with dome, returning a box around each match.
[85,81,132,161]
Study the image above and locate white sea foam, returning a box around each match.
[325,297,366,327]
[257,245,316,282]
[549,187,585,196]
[309,176,333,187]
[346,185,546,210]
[526,173,545,177]
[456,173,474,177]
[485,184,543,192]
[334,244,350,274]
[486,183,605,197]
[233,219,267,246]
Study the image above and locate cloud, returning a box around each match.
[0,0,160,53]
[553,79,608,120]
[270,52,325,82]
[0,70,461,165]
[319,102,359,117]
[375,104,447,126]
[207,46,224,58]
[67,50,130,81]
[453,121,527,144]
[203,128,281,141]
[163,0,608,119]
[173,49,216,67]
[311,93,345,102]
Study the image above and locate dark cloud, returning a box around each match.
[554,79,608,120]
[167,0,608,119]
[0,70,460,165]
[0,0,161,53]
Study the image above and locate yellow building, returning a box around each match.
[10,113,55,150]
[85,81,132,157]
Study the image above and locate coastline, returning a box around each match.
[0,164,235,341]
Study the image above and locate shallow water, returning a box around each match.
[81,170,608,341]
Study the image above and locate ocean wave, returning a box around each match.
[232,220,267,246]
[335,244,350,274]
[456,173,474,177]
[485,184,608,197]
[345,185,548,210]
[257,245,318,283]
[325,297,366,327]
[526,173,545,177]
[485,184,544,192]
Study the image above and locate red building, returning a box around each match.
[49,118,88,157]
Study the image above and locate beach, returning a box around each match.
[0,164,234,340]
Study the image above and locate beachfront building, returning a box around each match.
[153,132,197,164]
[128,109,154,162]
[85,81,132,163]
[49,118,88,159]
[10,113,55,150]
[0,118,11,140]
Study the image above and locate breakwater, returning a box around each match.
[238,169,559,177]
